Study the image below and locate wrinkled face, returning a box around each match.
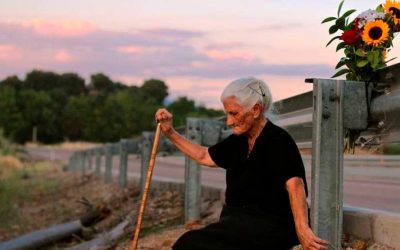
[223,97,255,135]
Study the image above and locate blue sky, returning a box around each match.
[0,0,397,107]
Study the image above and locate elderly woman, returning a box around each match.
[155,77,328,250]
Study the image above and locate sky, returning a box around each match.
[0,0,398,108]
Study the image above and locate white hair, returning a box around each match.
[220,77,272,116]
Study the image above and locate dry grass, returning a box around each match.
[25,141,101,150]
[0,155,23,178]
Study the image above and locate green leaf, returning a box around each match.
[329,25,339,34]
[366,50,380,68]
[385,57,397,64]
[346,60,356,69]
[326,36,341,47]
[374,64,388,71]
[332,68,349,78]
[335,17,346,30]
[341,9,356,19]
[322,16,337,24]
[371,50,380,68]
[367,51,374,63]
[336,42,346,51]
[355,49,367,57]
[335,59,347,69]
[356,60,369,67]
[344,47,352,56]
[337,0,345,17]
[376,4,384,13]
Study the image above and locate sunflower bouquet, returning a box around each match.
[323,0,399,82]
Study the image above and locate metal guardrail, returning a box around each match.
[68,63,400,249]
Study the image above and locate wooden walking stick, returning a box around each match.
[131,123,162,250]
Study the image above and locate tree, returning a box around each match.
[0,70,224,143]
[23,70,61,91]
[168,97,224,127]
[0,87,25,142]
[57,73,87,96]
[168,97,196,127]
[196,105,224,118]
[0,76,23,90]
[18,90,61,143]
[88,73,115,94]
[141,79,169,105]
[62,96,90,141]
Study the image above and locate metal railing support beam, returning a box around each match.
[105,143,113,183]
[119,139,129,188]
[95,148,102,176]
[184,118,202,222]
[311,79,344,248]
[140,132,153,192]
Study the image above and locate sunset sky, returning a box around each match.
[0,0,398,108]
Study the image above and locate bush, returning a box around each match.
[0,128,17,156]
[382,143,400,155]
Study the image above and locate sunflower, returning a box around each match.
[385,0,400,25]
[362,19,390,46]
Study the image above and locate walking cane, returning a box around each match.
[131,123,162,250]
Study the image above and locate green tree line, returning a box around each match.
[0,70,223,144]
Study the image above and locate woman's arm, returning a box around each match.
[155,108,217,168]
[286,177,328,250]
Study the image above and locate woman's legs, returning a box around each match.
[172,205,299,250]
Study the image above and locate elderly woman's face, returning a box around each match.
[223,97,255,135]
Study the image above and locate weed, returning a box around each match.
[0,161,59,228]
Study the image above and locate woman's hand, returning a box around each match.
[296,224,328,250]
[155,108,174,134]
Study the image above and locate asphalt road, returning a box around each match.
[25,147,400,214]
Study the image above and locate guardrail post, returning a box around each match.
[95,148,102,176]
[68,153,75,171]
[141,132,153,192]
[309,78,369,248]
[105,143,113,183]
[87,150,93,170]
[185,118,202,222]
[76,152,81,173]
[80,151,86,175]
[119,139,129,188]
[311,79,344,248]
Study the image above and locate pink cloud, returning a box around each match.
[0,44,20,61]
[22,19,96,37]
[205,49,255,61]
[117,45,145,54]
[0,44,15,53]
[54,50,72,62]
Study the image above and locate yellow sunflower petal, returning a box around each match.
[385,0,400,25]
[362,19,390,46]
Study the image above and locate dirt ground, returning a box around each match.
[0,158,189,249]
